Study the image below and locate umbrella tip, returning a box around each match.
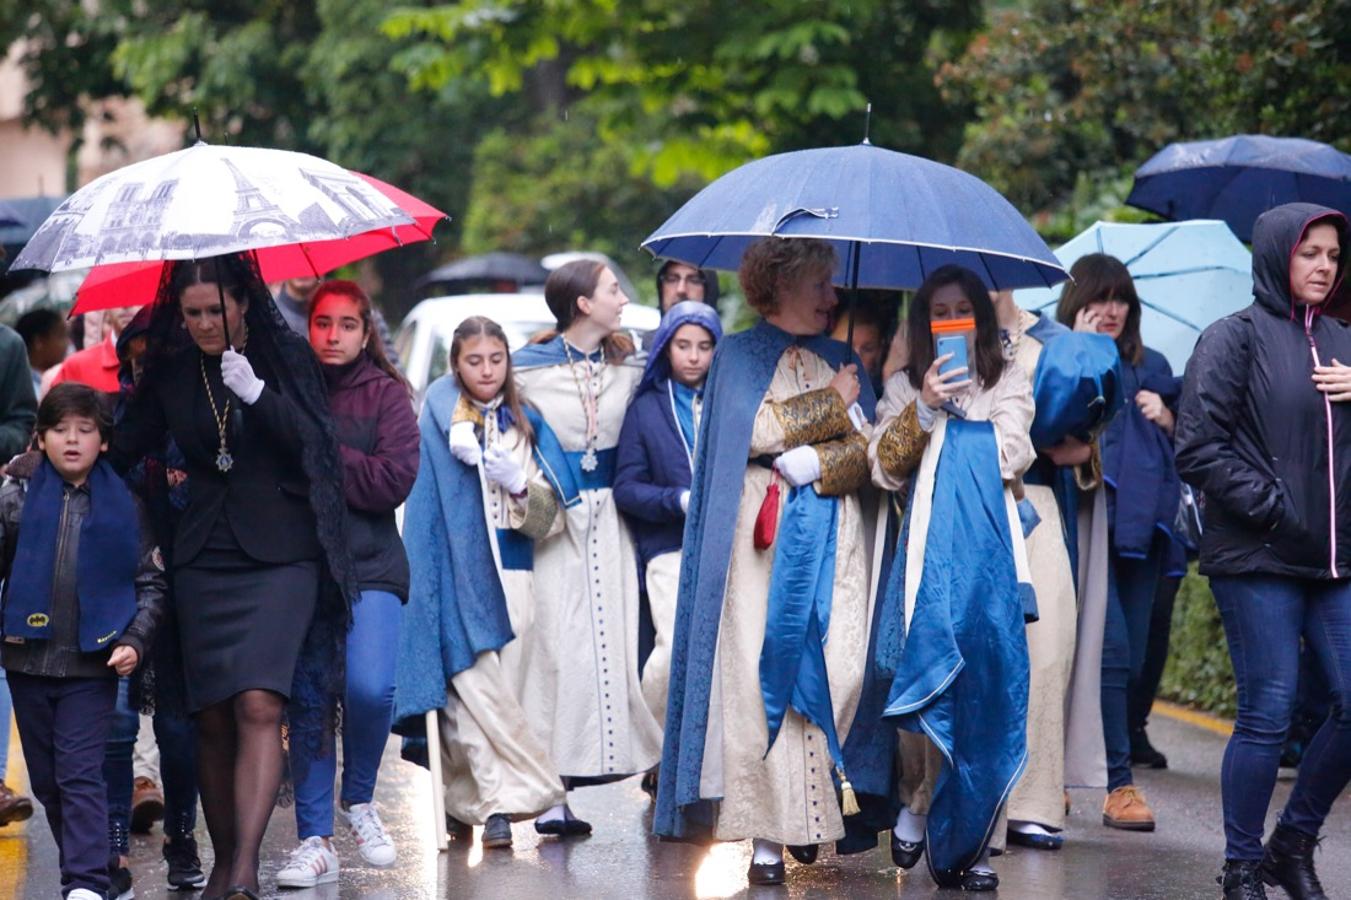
[192,108,204,144]
[862,101,872,146]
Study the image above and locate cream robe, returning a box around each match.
[439,421,567,824]
[515,352,663,779]
[700,346,873,846]
[1003,310,1082,831]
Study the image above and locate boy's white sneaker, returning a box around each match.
[342,802,397,867]
[67,891,104,900]
[275,835,339,888]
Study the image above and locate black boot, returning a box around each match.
[1261,824,1327,899]
[1130,727,1169,769]
[1219,860,1267,899]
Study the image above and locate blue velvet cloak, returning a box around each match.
[877,420,1030,881]
[391,375,577,749]
[653,319,875,841]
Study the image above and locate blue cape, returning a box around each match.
[392,375,577,744]
[877,420,1029,880]
[653,318,875,841]
[1024,318,1124,576]
[1101,350,1181,558]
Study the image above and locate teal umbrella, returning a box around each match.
[1014,220,1252,373]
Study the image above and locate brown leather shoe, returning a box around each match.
[131,776,165,833]
[0,780,34,826]
[1102,785,1156,831]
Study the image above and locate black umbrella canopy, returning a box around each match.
[416,252,551,296]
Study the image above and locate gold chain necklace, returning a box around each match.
[562,339,602,472]
[201,353,234,473]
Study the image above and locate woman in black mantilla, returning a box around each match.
[110,254,353,900]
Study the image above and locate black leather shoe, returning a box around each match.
[1220,860,1268,900]
[889,832,924,870]
[1261,824,1327,899]
[1130,727,1169,769]
[1007,828,1064,851]
[786,844,818,865]
[747,860,785,885]
[447,814,473,842]
[534,812,593,837]
[961,870,999,892]
[482,813,514,848]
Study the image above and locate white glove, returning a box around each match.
[847,402,869,432]
[774,445,822,487]
[680,490,691,513]
[449,421,482,467]
[482,446,527,495]
[220,349,264,405]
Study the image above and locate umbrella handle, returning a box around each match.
[213,256,232,349]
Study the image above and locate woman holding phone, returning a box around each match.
[1057,253,1180,834]
[868,265,1034,891]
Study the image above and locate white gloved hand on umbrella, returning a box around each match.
[483,446,527,495]
[449,421,482,467]
[774,445,821,487]
[221,350,264,405]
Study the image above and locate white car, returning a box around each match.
[395,292,662,404]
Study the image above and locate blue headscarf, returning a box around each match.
[639,301,724,393]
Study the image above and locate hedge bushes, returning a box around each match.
[1158,567,1237,719]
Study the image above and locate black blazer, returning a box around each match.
[111,348,321,567]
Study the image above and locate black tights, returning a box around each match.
[195,689,286,893]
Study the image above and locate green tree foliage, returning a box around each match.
[941,0,1351,219]
[383,0,984,187]
[461,114,696,300]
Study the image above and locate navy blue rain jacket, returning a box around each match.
[613,378,694,574]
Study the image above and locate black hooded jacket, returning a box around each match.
[1176,203,1350,579]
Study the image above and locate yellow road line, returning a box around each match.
[0,716,30,899]
[1154,699,1234,737]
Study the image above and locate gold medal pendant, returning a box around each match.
[215,443,234,473]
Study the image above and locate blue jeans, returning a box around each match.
[1211,575,1351,861]
[294,590,401,838]
[104,677,138,857]
[1101,548,1162,790]
[0,667,11,782]
[154,707,198,840]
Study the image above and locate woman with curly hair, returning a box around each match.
[655,238,876,886]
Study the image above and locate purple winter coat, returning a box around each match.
[323,353,420,600]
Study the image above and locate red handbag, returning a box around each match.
[753,479,781,550]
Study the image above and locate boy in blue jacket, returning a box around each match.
[0,383,166,900]
[614,301,722,735]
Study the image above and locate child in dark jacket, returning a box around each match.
[614,301,722,728]
[0,383,167,900]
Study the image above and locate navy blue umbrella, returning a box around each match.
[642,143,1067,294]
[1127,135,1351,243]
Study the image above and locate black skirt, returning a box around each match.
[174,547,320,712]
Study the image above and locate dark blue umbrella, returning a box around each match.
[1127,135,1351,243]
[642,143,1067,293]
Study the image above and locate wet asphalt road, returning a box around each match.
[4,713,1349,899]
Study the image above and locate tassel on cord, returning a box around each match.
[838,766,861,816]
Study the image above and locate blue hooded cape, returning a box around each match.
[875,419,1030,881]
[653,319,875,841]
[1023,317,1124,576]
[391,375,577,750]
